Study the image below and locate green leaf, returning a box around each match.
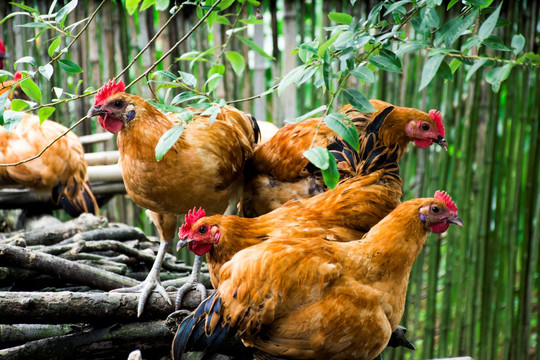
[482,35,510,51]
[369,55,402,74]
[419,54,445,90]
[14,56,37,67]
[10,2,39,13]
[215,15,231,25]
[10,99,29,112]
[465,58,488,81]
[321,156,339,189]
[328,12,353,25]
[217,0,235,10]
[126,0,142,14]
[155,125,185,161]
[55,0,78,25]
[203,73,222,93]
[3,110,25,133]
[424,7,440,28]
[17,22,51,29]
[148,100,189,114]
[324,112,359,152]
[20,78,42,102]
[155,0,169,11]
[436,10,478,47]
[208,64,225,77]
[447,0,460,9]
[59,59,83,73]
[349,66,375,83]
[304,146,330,170]
[384,0,412,17]
[317,30,342,57]
[48,37,61,58]
[278,65,305,96]
[201,105,221,125]
[478,2,502,41]
[342,88,376,113]
[517,52,540,65]
[140,0,155,11]
[178,71,197,88]
[285,105,327,124]
[171,91,202,105]
[38,64,54,80]
[296,65,319,86]
[153,70,177,80]
[237,35,275,60]
[511,34,525,54]
[486,63,514,92]
[38,107,55,124]
[436,60,453,81]
[225,51,245,75]
[396,40,431,57]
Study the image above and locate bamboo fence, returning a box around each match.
[0,1,538,359]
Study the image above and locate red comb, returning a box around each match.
[429,109,445,137]
[14,72,22,80]
[94,79,125,106]
[434,190,457,213]
[178,207,206,237]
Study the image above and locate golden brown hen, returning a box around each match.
[86,79,259,316]
[241,99,446,217]
[172,191,463,360]
[177,107,400,289]
[0,73,98,217]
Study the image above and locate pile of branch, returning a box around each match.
[0,214,213,359]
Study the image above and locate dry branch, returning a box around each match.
[0,290,206,324]
[0,244,139,290]
[0,214,108,245]
[0,321,173,360]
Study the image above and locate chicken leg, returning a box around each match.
[112,211,176,317]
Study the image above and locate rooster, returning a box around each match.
[0,73,98,217]
[176,107,400,289]
[172,191,463,360]
[86,79,259,316]
[240,99,446,217]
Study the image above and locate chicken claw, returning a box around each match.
[175,255,207,310]
[112,242,172,317]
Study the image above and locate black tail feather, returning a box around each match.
[56,180,99,218]
[249,114,261,144]
[172,293,230,360]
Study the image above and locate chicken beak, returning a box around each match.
[176,238,191,251]
[87,106,104,118]
[433,135,448,151]
[447,215,463,227]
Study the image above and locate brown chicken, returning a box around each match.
[172,191,463,360]
[240,99,447,217]
[0,73,98,217]
[86,79,259,316]
[177,107,400,289]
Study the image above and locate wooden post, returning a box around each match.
[281,0,297,124]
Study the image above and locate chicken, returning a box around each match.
[0,73,98,217]
[240,99,447,217]
[177,106,400,289]
[86,79,259,316]
[172,191,463,360]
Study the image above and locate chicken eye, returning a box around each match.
[198,225,207,234]
[421,123,430,131]
[431,205,440,213]
[113,100,124,108]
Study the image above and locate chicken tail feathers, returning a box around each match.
[53,180,99,217]
[172,292,230,360]
[249,114,261,144]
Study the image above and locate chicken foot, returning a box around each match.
[175,254,206,310]
[111,241,171,317]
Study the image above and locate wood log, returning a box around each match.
[78,132,114,145]
[84,150,120,165]
[87,164,123,182]
[0,290,205,324]
[0,244,139,290]
[0,213,108,245]
[0,324,82,347]
[0,321,173,360]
